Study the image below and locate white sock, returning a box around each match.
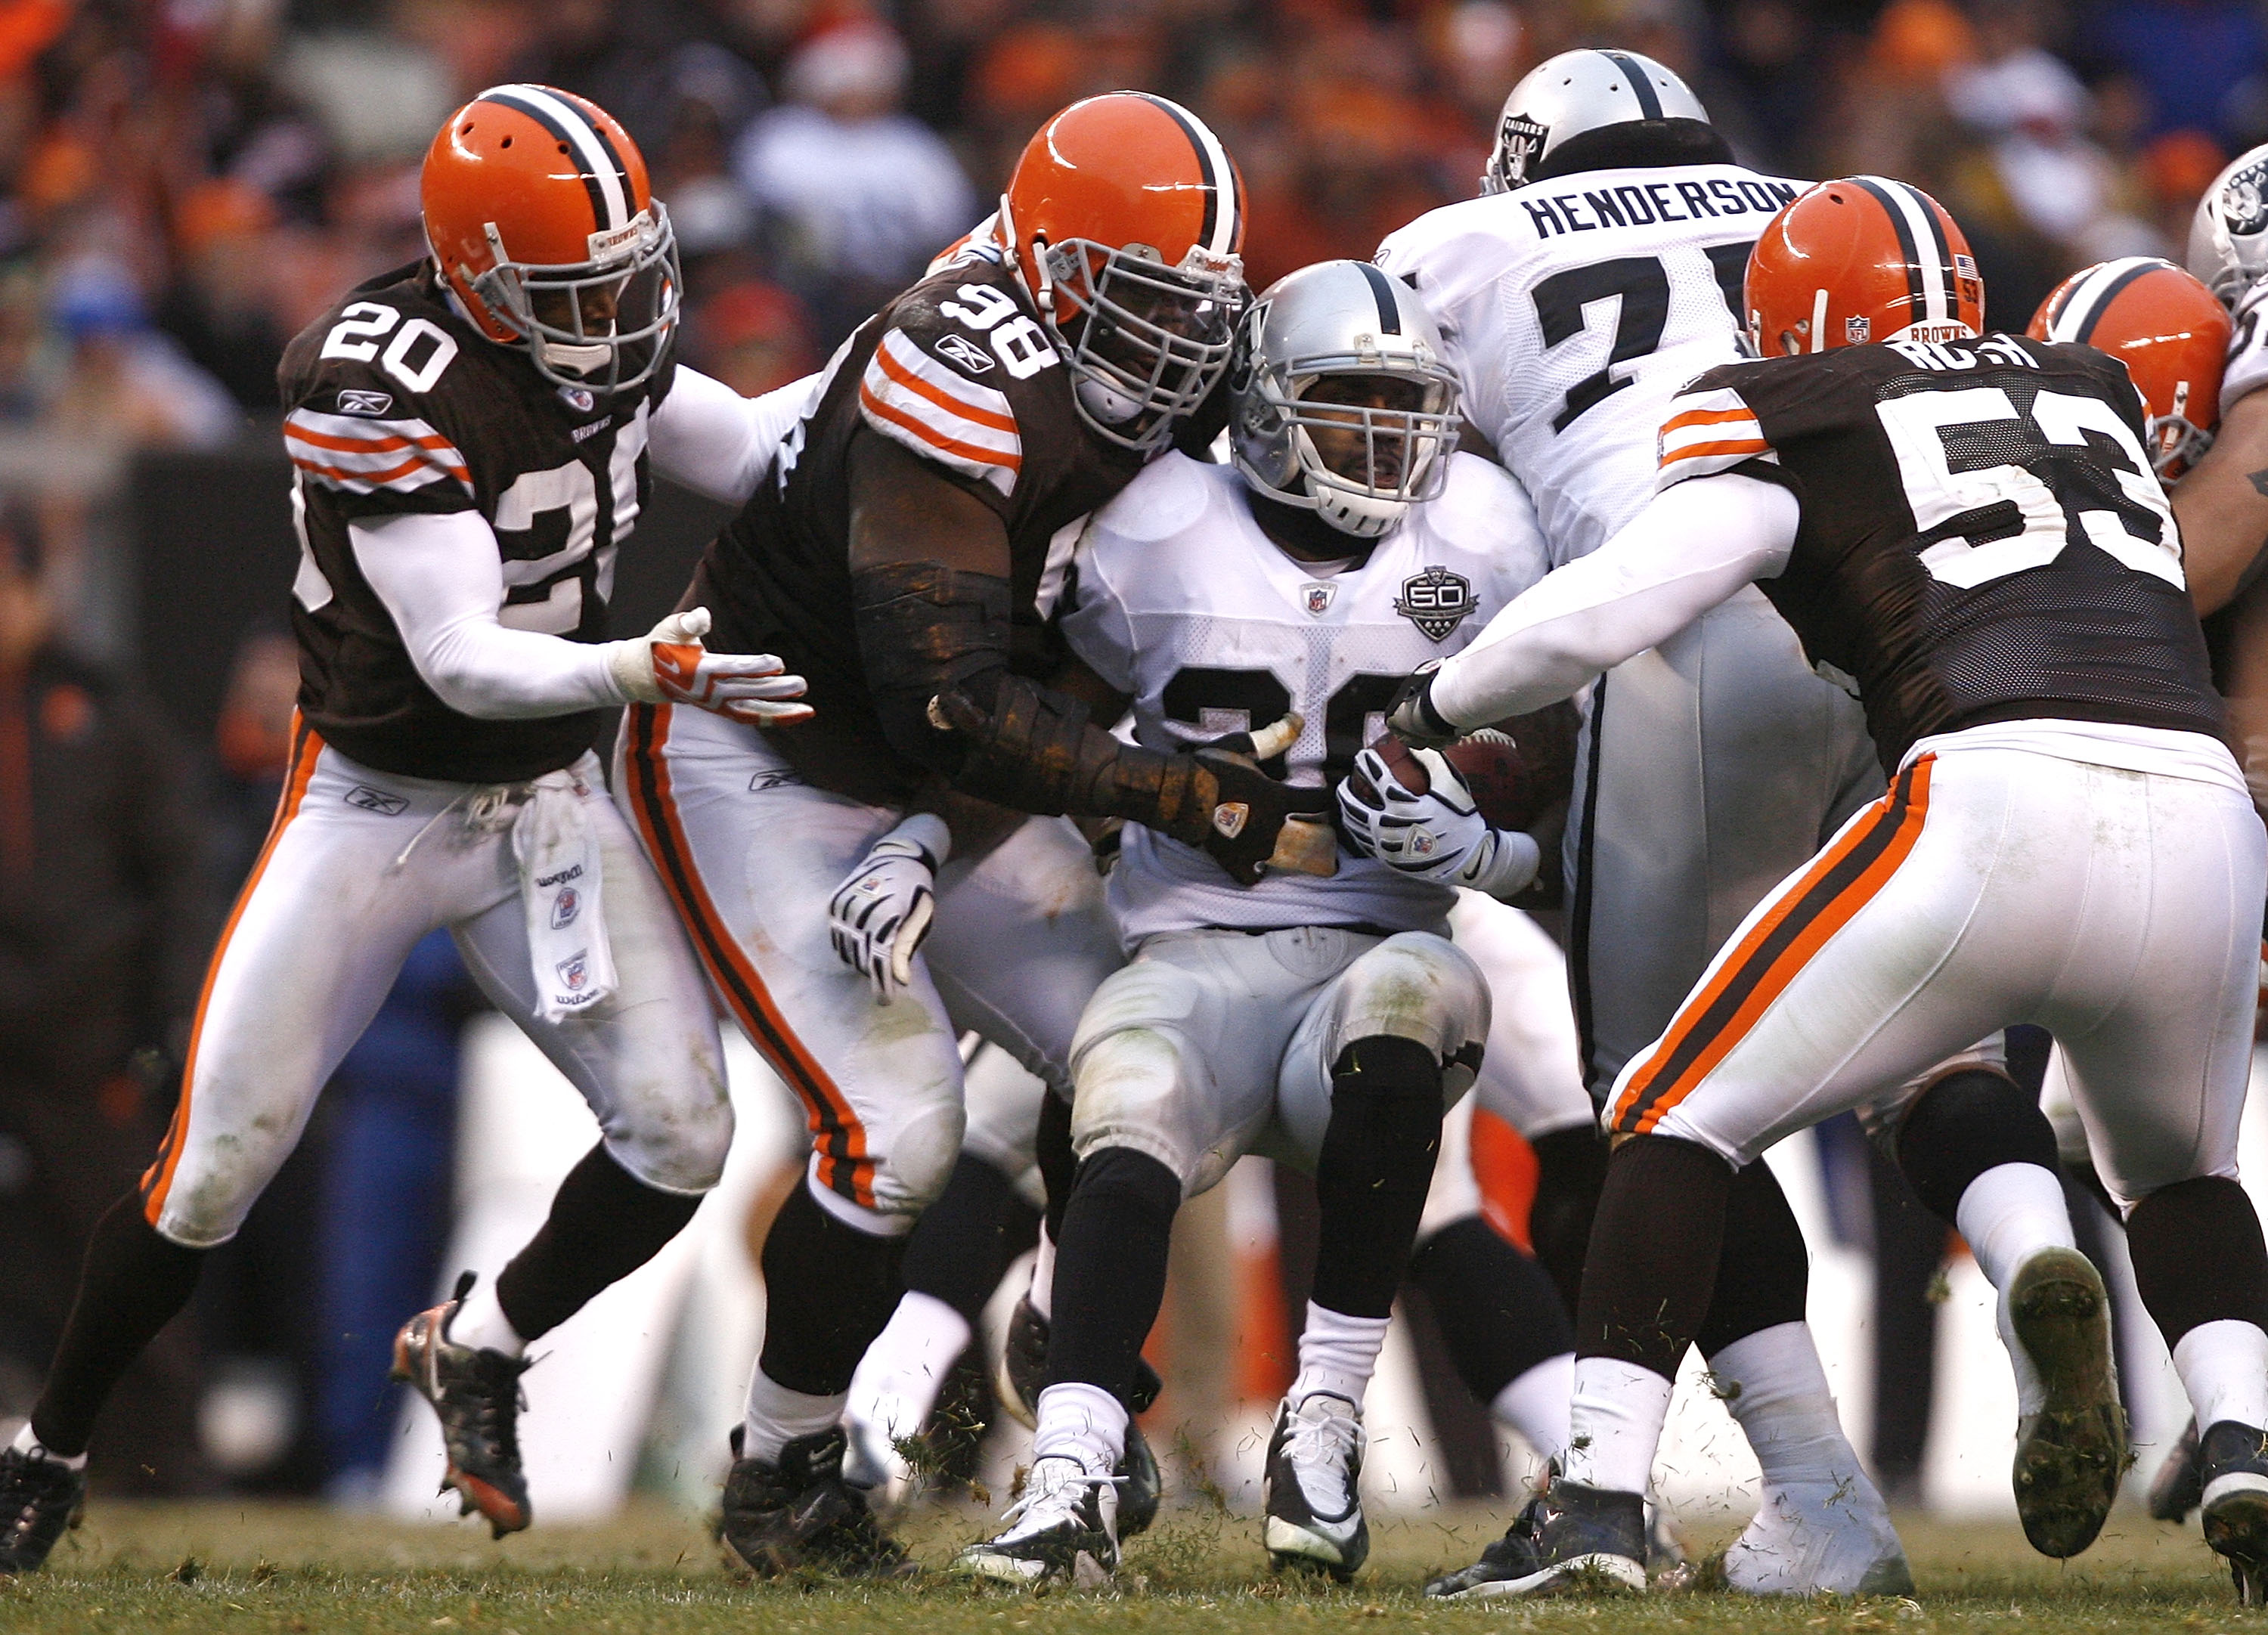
[1491,1352,1572,1466]
[1709,1321,1871,1495]
[1032,1381,1128,1475]
[1288,1302,1392,1408]
[8,1420,87,1472]
[1956,1163,2076,1291]
[2174,1320,2268,1432]
[448,1275,527,1359]
[1564,1356,1674,1495]
[1030,1229,1056,1322]
[741,1366,848,1466]
[857,1291,971,1404]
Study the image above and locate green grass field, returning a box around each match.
[3,1497,2262,1634]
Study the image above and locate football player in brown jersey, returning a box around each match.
[616,92,1341,1577]
[1373,179,2268,1599]
[0,85,828,1572]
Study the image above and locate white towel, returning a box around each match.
[512,770,618,1022]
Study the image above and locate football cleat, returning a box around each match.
[952,1454,1120,1587]
[1721,1479,1915,1596]
[1263,1392,1369,1580]
[718,1425,918,1580]
[392,1272,532,1538]
[993,1294,1162,1537]
[2003,1246,2126,1558]
[2198,1420,2268,1606]
[1427,1477,1646,1598]
[0,1445,86,1575]
[2149,1417,2204,1523]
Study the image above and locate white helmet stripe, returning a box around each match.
[1853,175,1952,327]
[2049,257,2174,342]
[1136,93,1239,259]
[485,84,632,234]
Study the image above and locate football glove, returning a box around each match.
[609,606,813,726]
[828,814,951,1004]
[1383,659,1460,749]
[1193,712,1337,885]
[1337,737,1539,898]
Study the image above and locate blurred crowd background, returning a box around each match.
[0,0,2258,1513]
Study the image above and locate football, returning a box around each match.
[1442,729,1534,830]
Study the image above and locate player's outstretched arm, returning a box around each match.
[2176,389,2268,616]
[646,366,826,506]
[352,510,809,723]
[1415,472,1799,732]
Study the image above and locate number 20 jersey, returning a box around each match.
[1657,333,2226,771]
[1060,451,1551,943]
[280,260,668,785]
[1374,163,1804,566]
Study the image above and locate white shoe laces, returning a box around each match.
[1284,1395,1362,1512]
[999,1457,1122,1538]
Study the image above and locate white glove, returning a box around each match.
[1337,739,1539,898]
[828,814,951,1003]
[607,606,813,726]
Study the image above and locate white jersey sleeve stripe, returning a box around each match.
[1656,386,1774,489]
[284,408,472,495]
[857,330,1023,495]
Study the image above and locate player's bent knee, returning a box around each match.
[880,1098,968,1214]
[604,1093,736,1196]
[1333,934,1490,1100]
[1067,1025,1204,1192]
[1892,1067,2056,1223]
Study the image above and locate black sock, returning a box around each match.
[900,1154,1033,1325]
[1046,1146,1179,1401]
[1410,1215,1574,1401]
[1311,1035,1445,1319]
[1694,1160,1811,1358]
[1036,1087,1076,1247]
[1894,1069,2058,1225]
[495,1141,702,1343]
[1528,1125,1606,1318]
[757,1179,907,1395]
[31,1193,207,1457]
[2128,1175,2268,1349]
[1576,1135,1732,1379]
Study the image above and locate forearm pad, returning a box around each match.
[934,674,1217,841]
[852,562,1015,774]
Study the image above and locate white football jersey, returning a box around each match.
[1374,163,1805,565]
[2224,277,2268,410]
[1061,451,1551,943]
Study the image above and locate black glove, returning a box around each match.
[1191,748,1335,886]
[1384,659,1459,749]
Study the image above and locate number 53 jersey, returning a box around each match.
[1659,333,2226,770]
[280,260,669,785]
[1375,161,1805,566]
[1060,451,1550,944]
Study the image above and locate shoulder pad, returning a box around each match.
[858,325,1024,497]
[1655,377,1772,492]
[280,287,476,505]
[1086,452,1222,548]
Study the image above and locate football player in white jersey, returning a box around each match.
[1374,49,2068,1596]
[950,260,1569,1586]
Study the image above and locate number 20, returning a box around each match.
[319,302,460,393]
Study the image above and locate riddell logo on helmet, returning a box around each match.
[586,214,649,261]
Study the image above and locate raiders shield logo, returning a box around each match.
[1395,565,1475,642]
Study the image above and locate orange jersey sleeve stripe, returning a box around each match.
[143,719,324,1225]
[1660,406,1761,434]
[857,382,1021,472]
[284,423,460,457]
[619,704,878,1210]
[872,337,1021,435]
[291,453,473,488]
[1661,437,1771,466]
[1610,756,1935,1135]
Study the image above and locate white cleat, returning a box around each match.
[952,1454,1120,1588]
[1263,1392,1369,1581]
[1721,1478,1915,1596]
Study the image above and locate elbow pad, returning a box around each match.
[931,676,1218,844]
[852,563,1015,773]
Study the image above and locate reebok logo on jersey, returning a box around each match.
[1396,566,1476,642]
[344,785,410,816]
[934,334,995,374]
[336,389,393,416]
[1302,583,1337,615]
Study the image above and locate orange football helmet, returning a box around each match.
[998,91,1247,450]
[1748,176,1983,356]
[2029,256,2230,482]
[422,84,678,395]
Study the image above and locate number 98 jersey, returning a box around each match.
[279,261,670,785]
[1059,451,1551,944]
[1375,162,1804,566]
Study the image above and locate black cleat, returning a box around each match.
[0,1445,85,1575]
[392,1272,532,1538]
[953,1454,1120,1587]
[1426,1491,1546,1599]
[2004,1247,2126,1559]
[2198,1420,2268,1606]
[1427,1477,1646,1599]
[1263,1393,1368,1581]
[719,1425,917,1580]
[2149,1416,2204,1523]
[991,1293,1161,1537]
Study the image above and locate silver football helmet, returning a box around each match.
[1228,259,1461,540]
[2189,142,2268,306]
[1481,48,1709,195]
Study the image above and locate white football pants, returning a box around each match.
[143,724,732,1248]
[1610,731,2265,1207]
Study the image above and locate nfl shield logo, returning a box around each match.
[550,886,580,930]
[1394,565,1476,642]
[557,951,590,991]
[1302,582,1336,616]
[558,385,597,414]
